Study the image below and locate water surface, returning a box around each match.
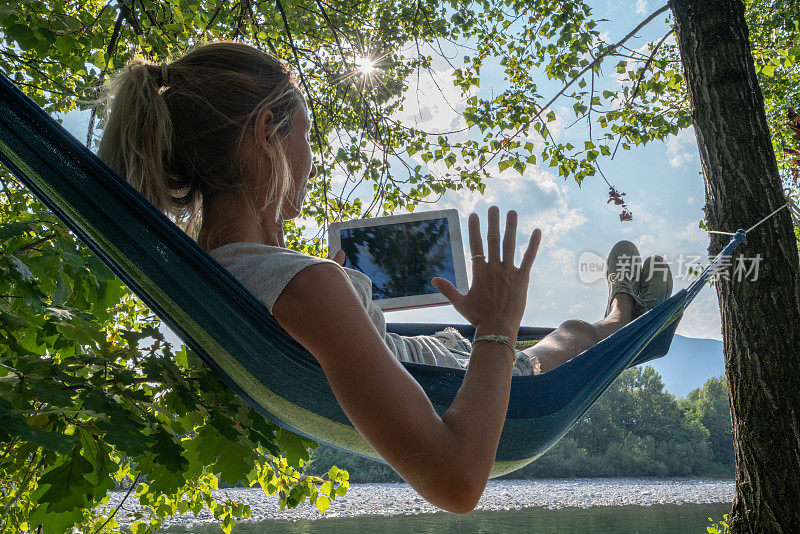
[161,503,730,533]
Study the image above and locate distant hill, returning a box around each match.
[647,335,724,397]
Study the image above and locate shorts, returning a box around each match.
[432,327,541,376]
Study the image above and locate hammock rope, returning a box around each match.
[0,71,755,476]
[709,187,800,236]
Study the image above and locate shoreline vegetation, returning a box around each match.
[306,366,734,483]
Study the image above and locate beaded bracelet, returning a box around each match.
[473,334,516,354]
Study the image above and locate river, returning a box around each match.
[104,478,734,532]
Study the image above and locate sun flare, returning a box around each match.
[355,56,377,76]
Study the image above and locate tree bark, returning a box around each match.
[669,0,800,531]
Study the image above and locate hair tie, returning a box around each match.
[161,61,169,85]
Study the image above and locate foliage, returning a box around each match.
[1,0,796,530]
[306,445,401,484]
[308,368,734,481]
[745,1,800,186]
[14,0,798,230]
[501,369,732,479]
[681,377,734,470]
[707,513,730,534]
[787,108,800,186]
[0,0,472,230]
[0,175,348,533]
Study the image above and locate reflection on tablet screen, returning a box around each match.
[341,217,456,300]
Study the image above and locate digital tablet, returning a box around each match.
[328,209,468,311]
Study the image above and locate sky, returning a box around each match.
[329,0,731,340]
[58,0,732,340]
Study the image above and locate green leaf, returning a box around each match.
[7,24,37,50]
[89,50,107,69]
[175,345,189,369]
[51,269,72,305]
[0,221,38,241]
[277,429,310,468]
[315,495,331,513]
[221,516,236,534]
[0,401,73,452]
[213,440,255,486]
[27,504,84,534]
[37,445,95,512]
[55,322,96,346]
[7,254,34,281]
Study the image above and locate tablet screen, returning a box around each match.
[340,217,457,300]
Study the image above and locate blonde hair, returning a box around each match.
[97,41,304,248]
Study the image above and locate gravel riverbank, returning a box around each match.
[104,478,734,528]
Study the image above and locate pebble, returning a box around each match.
[102,478,734,529]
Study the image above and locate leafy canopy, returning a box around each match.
[1,0,798,532]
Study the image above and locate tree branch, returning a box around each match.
[275,0,329,224]
[86,8,125,148]
[629,29,675,104]
[12,233,56,255]
[482,3,670,168]
[93,474,140,533]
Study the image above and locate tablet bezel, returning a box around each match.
[328,209,468,311]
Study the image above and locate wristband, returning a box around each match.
[473,334,516,355]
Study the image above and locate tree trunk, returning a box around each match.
[669,0,800,531]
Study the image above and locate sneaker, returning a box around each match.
[605,240,646,317]
[637,255,674,312]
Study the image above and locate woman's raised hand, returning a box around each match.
[432,206,542,339]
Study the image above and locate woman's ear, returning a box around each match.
[255,108,275,158]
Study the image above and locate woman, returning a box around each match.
[98,41,672,513]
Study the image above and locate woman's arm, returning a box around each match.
[271,207,541,513]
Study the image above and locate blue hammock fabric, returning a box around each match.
[0,71,746,476]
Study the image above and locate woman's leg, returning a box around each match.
[523,293,636,373]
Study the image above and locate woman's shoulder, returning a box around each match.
[207,242,340,312]
[208,241,331,266]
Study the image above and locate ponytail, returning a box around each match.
[98,60,175,216]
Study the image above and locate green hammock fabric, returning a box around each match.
[0,71,746,477]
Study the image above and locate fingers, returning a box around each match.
[486,205,501,263]
[432,277,463,306]
[467,212,484,261]
[503,210,517,265]
[332,250,346,266]
[519,228,542,274]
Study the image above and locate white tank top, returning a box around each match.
[207,242,467,368]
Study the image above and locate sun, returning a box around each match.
[355,56,377,76]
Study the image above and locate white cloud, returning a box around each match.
[519,207,587,253]
[666,127,697,168]
[393,67,476,135]
[568,302,589,315]
[677,290,722,339]
[676,220,707,246]
[549,247,577,275]
[635,0,648,15]
[512,168,587,251]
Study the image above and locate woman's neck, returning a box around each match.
[199,195,284,250]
